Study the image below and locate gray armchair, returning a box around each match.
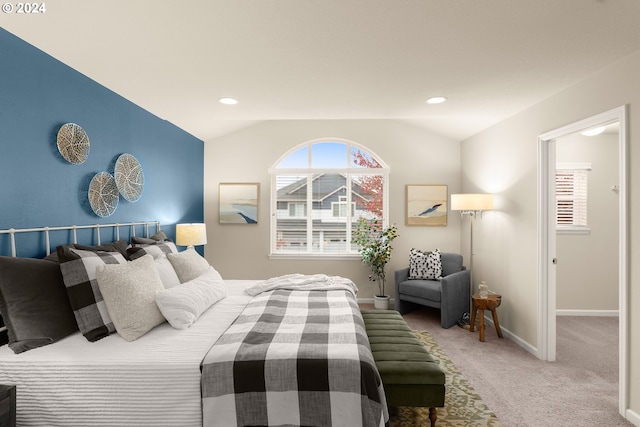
[394,252,470,328]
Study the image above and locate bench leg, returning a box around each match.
[429,407,437,426]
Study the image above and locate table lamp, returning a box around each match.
[175,223,207,249]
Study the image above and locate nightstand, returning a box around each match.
[0,385,16,427]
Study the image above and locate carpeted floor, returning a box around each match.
[389,331,501,427]
[398,307,633,427]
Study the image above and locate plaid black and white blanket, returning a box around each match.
[201,280,388,427]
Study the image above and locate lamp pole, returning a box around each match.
[469,212,476,312]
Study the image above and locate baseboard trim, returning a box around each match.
[482,315,538,357]
[625,408,640,426]
[556,309,619,317]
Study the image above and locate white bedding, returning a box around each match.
[0,279,257,427]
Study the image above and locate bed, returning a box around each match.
[0,222,388,427]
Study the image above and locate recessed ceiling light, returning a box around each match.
[426,96,447,105]
[580,126,606,136]
[219,97,238,105]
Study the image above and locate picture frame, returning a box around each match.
[219,183,259,224]
[405,184,448,226]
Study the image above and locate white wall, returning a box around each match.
[462,49,640,419]
[203,119,462,299]
[556,132,619,312]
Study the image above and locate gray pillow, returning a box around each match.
[0,256,78,353]
[130,230,168,244]
[96,254,166,342]
[167,248,211,283]
[127,241,178,261]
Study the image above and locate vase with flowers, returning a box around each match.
[352,217,399,309]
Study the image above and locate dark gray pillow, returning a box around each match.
[57,239,129,261]
[0,256,78,353]
[0,313,7,346]
[130,230,168,246]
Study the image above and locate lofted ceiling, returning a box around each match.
[3,0,640,142]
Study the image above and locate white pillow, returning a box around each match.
[155,266,227,329]
[155,254,181,289]
[95,254,166,342]
[167,247,211,283]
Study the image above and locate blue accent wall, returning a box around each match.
[0,28,204,257]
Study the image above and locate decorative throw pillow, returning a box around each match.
[167,248,211,283]
[0,256,78,353]
[409,248,443,280]
[156,266,227,329]
[127,241,178,261]
[154,254,181,289]
[57,239,129,261]
[59,248,127,341]
[130,230,168,245]
[95,254,166,342]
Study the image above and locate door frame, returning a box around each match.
[537,105,628,415]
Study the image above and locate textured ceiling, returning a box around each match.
[3,0,640,141]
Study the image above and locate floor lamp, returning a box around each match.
[451,194,494,323]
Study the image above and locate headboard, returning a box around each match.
[0,220,161,346]
[0,221,161,258]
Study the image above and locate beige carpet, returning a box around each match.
[398,307,633,426]
[389,331,501,427]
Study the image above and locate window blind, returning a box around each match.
[556,163,590,229]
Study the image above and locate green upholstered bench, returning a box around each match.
[361,309,445,427]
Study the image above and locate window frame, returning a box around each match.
[269,138,390,259]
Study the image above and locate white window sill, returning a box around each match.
[556,227,591,235]
[269,253,361,261]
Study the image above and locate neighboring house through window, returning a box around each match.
[556,162,591,234]
[270,139,389,257]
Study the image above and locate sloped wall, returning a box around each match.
[0,29,204,257]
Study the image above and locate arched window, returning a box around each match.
[269,138,390,257]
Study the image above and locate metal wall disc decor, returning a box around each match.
[114,153,144,202]
[88,172,119,217]
[57,123,90,164]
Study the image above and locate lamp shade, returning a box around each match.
[450,194,494,211]
[176,223,207,247]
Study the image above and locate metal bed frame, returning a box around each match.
[0,220,161,257]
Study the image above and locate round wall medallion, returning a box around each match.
[114,153,144,202]
[57,123,90,164]
[88,172,119,217]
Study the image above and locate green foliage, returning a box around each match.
[352,217,398,296]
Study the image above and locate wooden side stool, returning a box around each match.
[469,294,504,342]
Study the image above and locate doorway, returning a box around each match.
[537,105,628,416]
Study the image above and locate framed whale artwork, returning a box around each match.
[405,184,448,226]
